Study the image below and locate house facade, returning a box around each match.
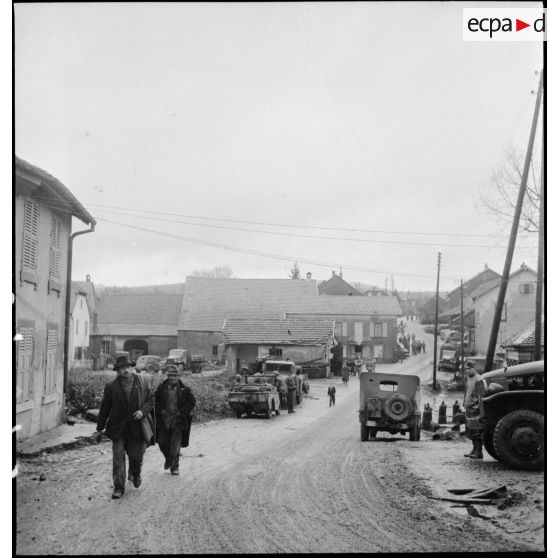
[69,276,96,370]
[90,289,183,365]
[472,264,539,356]
[15,157,95,439]
[286,295,402,363]
[222,318,335,376]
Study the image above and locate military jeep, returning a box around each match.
[478,360,544,470]
[359,372,421,441]
[228,374,281,419]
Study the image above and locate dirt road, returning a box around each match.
[16,347,543,554]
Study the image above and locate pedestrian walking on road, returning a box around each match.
[463,360,485,459]
[327,384,336,407]
[95,356,155,499]
[155,365,196,475]
[286,374,296,413]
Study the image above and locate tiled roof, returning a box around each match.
[222,319,334,345]
[16,156,95,225]
[502,321,545,347]
[178,278,319,331]
[95,292,183,336]
[286,295,402,317]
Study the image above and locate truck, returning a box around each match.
[163,349,191,372]
[261,359,309,406]
[228,374,281,419]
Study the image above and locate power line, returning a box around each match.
[96,217,448,280]
[91,206,507,249]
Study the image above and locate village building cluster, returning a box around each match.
[15,157,544,440]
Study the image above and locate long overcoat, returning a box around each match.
[155,379,196,448]
[97,372,155,441]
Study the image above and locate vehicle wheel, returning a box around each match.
[360,424,369,442]
[302,381,310,394]
[384,394,412,422]
[483,427,499,460]
[493,410,544,470]
[235,410,242,419]
[409,421,421,441]
[276,406,280,416]
[369,429,377,438]
[266,405,273,419]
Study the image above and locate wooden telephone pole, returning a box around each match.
[485,70,544,372]
[432,252,441,390]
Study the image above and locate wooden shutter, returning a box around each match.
[45,329,58,394]
[17,327,34,402]
[49,216,63,279]
[22,199,39,271]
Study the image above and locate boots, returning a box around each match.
[464,439,483,459]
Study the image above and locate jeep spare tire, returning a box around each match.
[493,409,544,470]
[384,394,412,422]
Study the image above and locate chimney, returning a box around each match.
[339,267,343,279]
[86,274,91,282]
[306,272,312,280]
[332,270,336,277]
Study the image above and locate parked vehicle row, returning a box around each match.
[105,348,206,374]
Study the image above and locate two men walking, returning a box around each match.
[96,357,196,498]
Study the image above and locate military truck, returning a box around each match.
[228,374,281,419]
[359,372,421,441]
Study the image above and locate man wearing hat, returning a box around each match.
[154,365,196,475]
[95,355,155,499]
[463,360,485,459]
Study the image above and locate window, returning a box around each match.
[335,321,343,339]
[342,322,347,336]
[101,340,111,354]
[501,303,507,322]
[76,319,79,335]
[49,216,63,280]
[45,329,58,394]
[17,327,34,403]
[212,345,218,357]
[75,346,83,360]
[81,298,83,308]
[269,347,283,357]
[520,283,534,294]
[22,198,39,273]
[374,323,387,337]
[354,322,363,343]
[85,321,88,337]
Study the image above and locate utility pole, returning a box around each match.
[485,70,544,372]
[432,252,441,390]
[460,280,465,384]
[534,117,544,360]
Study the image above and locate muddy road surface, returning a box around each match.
[17,365,543,554]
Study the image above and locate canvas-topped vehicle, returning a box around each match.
[228,373,281,419]
[359,372,421,441]
[261,359,309,405]
[478,360,544,470]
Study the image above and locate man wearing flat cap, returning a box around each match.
[95,355,155,499]
[154,365,196,475]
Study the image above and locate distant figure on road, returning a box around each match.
[341,367,350,385]
[95,356,155,500]
[155,365,196,476]
[327,385,336,407]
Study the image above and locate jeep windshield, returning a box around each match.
[263,363,294,373]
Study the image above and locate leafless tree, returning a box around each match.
[191,265,234,278]
[477,145,541,234]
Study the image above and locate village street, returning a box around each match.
[16,324,543,554]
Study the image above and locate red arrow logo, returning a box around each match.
[516,19,530,31]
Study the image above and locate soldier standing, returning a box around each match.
[286,374,296,413]
[327,384,336,407]
[463,360,485,459]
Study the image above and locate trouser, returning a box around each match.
[329,395,335,407]
[465,408,483,441]
[157,427,183,470]
[112,436,147,491]
[287,390,296,412]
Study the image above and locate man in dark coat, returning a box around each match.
[155,365,196,475]
[95,356,155,499]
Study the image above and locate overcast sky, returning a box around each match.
[14,1,545,293]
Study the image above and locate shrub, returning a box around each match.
[65,369,113,416]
